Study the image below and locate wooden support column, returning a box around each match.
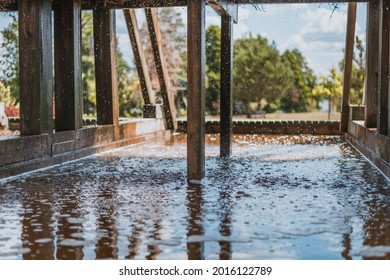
[18,0,53,135]
[54,0,83,132]
[220,15,234,158]
[145,8,177,130]
[378,0,390,135]
[341,2,357,133]
[365,0,380,128]
[124,9,154,105]
[93,6,119,126]
[187,0,206,182]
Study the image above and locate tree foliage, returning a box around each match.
[280,49,317,113]
[233,35,294,113]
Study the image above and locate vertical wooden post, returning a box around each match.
[93,6,119,126]
[123,9,154,105]
[378,0,390,135]
[187,0,206,182]
[54,0,83,132]
[340,3,357,133]
[365,0,380,128]
[220,15,234,157]
[145,8,177,130]
[18,0,53,135]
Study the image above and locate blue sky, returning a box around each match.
[0,3,367,77]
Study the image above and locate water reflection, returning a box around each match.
[186,183,204,260]
[0,135,389,259]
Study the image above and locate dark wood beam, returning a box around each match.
[54,0,83,132]
[187,0,206,182]
[93,5,119,125]
[145,8,177,130]
[340,2,356,133]
[1,0,370,12]
[18,0,53,135]
[378,0,389,135]
[124,9,154,105]
[365,0,380,128]
[207,0,238,23]
[220,15,234,158]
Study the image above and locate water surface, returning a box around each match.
[0,134,389,260]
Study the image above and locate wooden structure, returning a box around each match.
[0,0,390,181]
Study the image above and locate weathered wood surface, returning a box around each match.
[365,0,380,128]
[1,0,369,12]
[187,0,206,182]
[220,15,234,158]
[54,0,83,132]
[340,2,357,133]
[124,9,154,105]
[93,5,119,126]
[145,8,177,130]
[378,0,389,135]
[18,0,53,135]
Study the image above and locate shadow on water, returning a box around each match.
[0,134,390,259]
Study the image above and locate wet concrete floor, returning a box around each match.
[0,134,389,260]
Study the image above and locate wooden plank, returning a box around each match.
[207,0,238,23]
[18,0,53,135]
[93,5,119,125]
[187,0,206,182]
[340,2,357,133]
[378,0,390,135]
[54,0,83,132]
[220,15,234,158]
[145,8,177,130]
[365,0,380,128]
[123,9,153,105]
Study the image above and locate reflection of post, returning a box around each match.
[218,184,232,260]
[186,183,204,260]
[56,192,84,260]
[146,221,162,260]
[126,223,143,259]
[95,186,119,259]
[340,3,357,133]
[21,190,55,259]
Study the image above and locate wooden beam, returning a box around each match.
[207,0,238,23]
[340,2,357,133]
[187,0,206,182]
[124,9,153,105]
[145,8,177,130]
[378,0,389,135]
[54,0,83,132]
[365,0,380,128]
[220,15,234,158]
[18,0,53,136]
[93,5,119,126]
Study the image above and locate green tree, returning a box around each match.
[205,25,221,115]
[233,35,294,114]
[280,49,317,113]
[0,14,19,102]
[312,67,343,120]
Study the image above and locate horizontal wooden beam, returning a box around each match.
[0,0,369,12]
[207,0,238,23]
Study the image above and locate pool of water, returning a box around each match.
[0,134,389,260]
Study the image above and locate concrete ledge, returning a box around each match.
[177,120,341,135]
[0,119,167,179]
